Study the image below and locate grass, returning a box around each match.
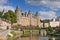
[7,30,22,40]
[7,35,13,40]
[10,30,15,35]
[32,30,39,32]
[23,29,39,32]
[7,29,39,40]
[23,29,30,33]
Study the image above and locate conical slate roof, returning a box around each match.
[16,6,20,10]
[36,11,40,16]
[28,10,32,14]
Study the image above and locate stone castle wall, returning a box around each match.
[15,6,40,28]
[20,16,37,26]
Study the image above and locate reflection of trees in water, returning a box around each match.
[49,37,55,40]
[12,34,60,40]
[49,39,52,40]
[8,31,60,40]
[49,37,51,40]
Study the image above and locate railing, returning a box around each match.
[0,29,10,38]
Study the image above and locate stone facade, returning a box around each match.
[40,23,49,28]
[15,6,40,28]
[50,18,59,27]
[44,23,49,28]
[0,18,11,29]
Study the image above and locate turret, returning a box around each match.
[36,11,40,17]
[28,10,33,17]
[15,6,21,25]
[25,12,27,17]
[28,10,33,27]
[2,9,5,16]
[15,6,22,16]
[28,10,32,14]
[36,11,40,27]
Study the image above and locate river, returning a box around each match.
[15,34,60,40]
[13,30,60,40]
[16,36,60,40]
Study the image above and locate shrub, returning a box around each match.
[47,26,53,32]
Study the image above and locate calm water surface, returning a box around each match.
[15,30,60,40]
[17,34,60,40]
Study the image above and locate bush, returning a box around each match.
[47,26,53,32]
[10,30,15,35]
[56,28,60,33]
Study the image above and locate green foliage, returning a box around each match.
[3,10,16,23]
[47,26,53,32]
[56,28,60,33]
[32,30,39,32]
[58,28,60,32]
[41,19,50,23]
[0,11,2,17]
[24,29,30,33]
[7,35,13,40]
[10,30,15,35]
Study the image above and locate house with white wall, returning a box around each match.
[0,18,11,30]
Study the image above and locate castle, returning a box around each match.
[15,6,41,28]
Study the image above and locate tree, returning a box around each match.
[41,19,50,27]
[41,19,50,23]
[56,28,60,33]
[3,10,16,24]
[47,26,53,32]
[0,11,2,17]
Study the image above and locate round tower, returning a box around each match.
[28,10,33,17]
[15,6,22,25]
[36,11,40,27]
[28,10,33,27]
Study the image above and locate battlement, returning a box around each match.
[15,6,41,27]
[15,6,40,19]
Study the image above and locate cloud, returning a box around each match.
[0,0,8,5]
[39,11,56,20]
[0,5,15,12]
[0,0,15,12]
[25,0,60,10]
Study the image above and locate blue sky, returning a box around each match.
[0,0,60,19]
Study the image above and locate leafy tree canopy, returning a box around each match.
[3,10,16,23]
[0,11,2,17]
[47,26,53,32]
[41,19,50,23]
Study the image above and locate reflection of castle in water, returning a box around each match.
[40,30,47,37]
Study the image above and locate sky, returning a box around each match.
[0,0,60,20]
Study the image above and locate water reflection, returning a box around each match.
[40,29,47,36]
[49,37,60,40]
[18,35,60,40]
[16,30,60,40]
[19,35,40,40]
[40,37,49,40]
[14,33,60,40]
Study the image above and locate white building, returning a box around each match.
[40,23,49,28]
[50,18,60,27]
[0,18,11,29]
[40,17,60,28]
